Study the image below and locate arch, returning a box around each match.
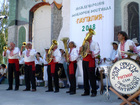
[128,2,139,39]
[29,2,51,42]
[18,26,26,49]
[121,0,140,41]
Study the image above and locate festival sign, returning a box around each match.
[70,0,114,58]
[110,59,140,94]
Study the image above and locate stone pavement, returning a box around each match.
[0,84,128,105]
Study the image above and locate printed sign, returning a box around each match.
[110,59,140,94]
[70,0,114,58]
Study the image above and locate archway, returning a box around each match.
[29,2,51,55]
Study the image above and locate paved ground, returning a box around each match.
[0,84,134,105]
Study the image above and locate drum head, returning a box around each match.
[110,59,140,95]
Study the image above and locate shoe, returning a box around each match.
[14,88,19,91]
[91,93,96,97]
[6,88,13,90]
[54,90,59,93]
[23,89,30,91]
[66,91,71,93]
[31,89,36,92]
[118,97,121,99]
[45,90,53,92]
[81,93,89,96]
[70,92,76,95]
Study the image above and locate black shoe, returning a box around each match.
[66,91,71,93]
[70,92,76,95]
[91,93,96,97]
[54,90,59,93]
[45,90,53,92]
[14,88,19,91]
[23,89,30,91]
[118,97,121,99]
[81,93,89,96]
[6,88,13,90]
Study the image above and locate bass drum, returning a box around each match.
[109,59,140,95]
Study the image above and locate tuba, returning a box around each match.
[46,40,58,63]
[80,28,95,58]
[61,37,69,62]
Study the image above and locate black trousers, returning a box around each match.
[47,64,59,91]
[58,63,66,79]
[68,63,77,93]
[82,61,97,94]
[8,63,19,89]
[24,65,36,90]
[35,64,43,80]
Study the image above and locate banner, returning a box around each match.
[70,0,114,58]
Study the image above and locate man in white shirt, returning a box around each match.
[79,31,100,97]
[20,42,37,92]
[114,31,138,62]
[45,44,61,93]
[104,41,118,63]
[3,42,20,90]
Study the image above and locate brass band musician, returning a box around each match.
[45,43,61,93]
[3,42,20,91]
[80,31,100,97]
[66,41,78,95]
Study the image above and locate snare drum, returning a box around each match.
[110,59,140,95]
[98,63,111,74]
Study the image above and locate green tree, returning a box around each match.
[0,0,9,64]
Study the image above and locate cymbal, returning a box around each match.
[121,51,137,56]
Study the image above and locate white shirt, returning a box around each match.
[43,53,48,65]
[19,57,24,64]
[116,40,138,59]
[20,49,37,62]
[0,68,6,75]
[35,57,43,65]
[137,46,140,56]
[59,55,65,64]
[3,47,20,59]
[53,48,61,63]
[69,48,78,61]
[90,40,100,58]
[110,49,118,61]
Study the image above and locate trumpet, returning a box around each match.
[3,46,8,51]
[22,42,26,46]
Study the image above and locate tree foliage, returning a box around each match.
[0,0,9,64]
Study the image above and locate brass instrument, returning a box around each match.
[46,40,58,63]
[22,42,26,46]
[80,28,95,58]
[3,46,8,51]
[61,37,69,62]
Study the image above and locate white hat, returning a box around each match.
[45,47,49,49]
[132,38,139,44]
[112,41,118,45]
